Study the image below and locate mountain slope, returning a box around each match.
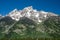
[0,15,60,39]
[44,16,60,38]
[0,16,16,39]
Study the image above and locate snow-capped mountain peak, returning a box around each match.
[7,6,58,23]
[7,9,22,21]
[12,9,17,12]
[24,6,33,11]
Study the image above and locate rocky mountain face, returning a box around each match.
[0,6,59,39]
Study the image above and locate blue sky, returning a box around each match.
[0,0,60,16]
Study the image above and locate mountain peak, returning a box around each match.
[24,6,33,12]
[12,9,18,12]
[7,6,58,23]
[24,6,33,9]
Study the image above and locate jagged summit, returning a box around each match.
[7,6,58,23]
[24,6,33,10]
[1,6,58,23]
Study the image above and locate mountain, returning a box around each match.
[7,6,58,23]
[0,6,60,39]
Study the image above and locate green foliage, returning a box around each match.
[44,16,60,38]
[0,16,60,40]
